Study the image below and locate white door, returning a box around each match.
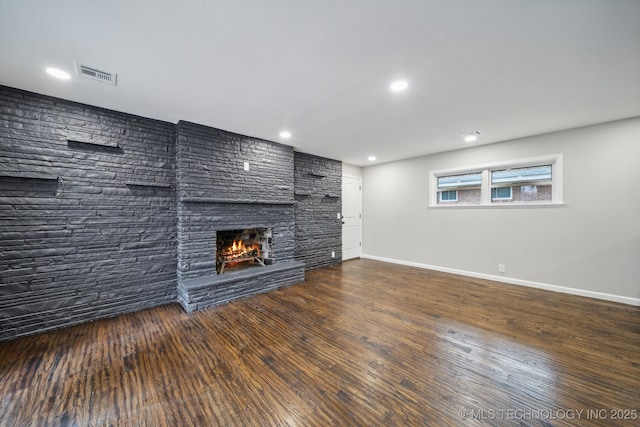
[342,175,362,260]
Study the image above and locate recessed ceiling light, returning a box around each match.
[46,67,71,80]
[462,130,482,143]
[279,131,291,139]
[390,80,408,92]
[368,155,377,162]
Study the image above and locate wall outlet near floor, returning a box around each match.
[331,251,335,258]
[243,161,250,171]
[498,264,506,273]
[337,212,341,219]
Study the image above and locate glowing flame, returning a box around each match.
[222,238,260,264]
[231,240,246,252]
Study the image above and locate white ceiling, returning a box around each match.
[1,0,639,166]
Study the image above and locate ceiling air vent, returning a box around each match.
[75,62,117,86]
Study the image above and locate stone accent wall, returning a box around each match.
[294,152,342,270]
[0,86,177,340]
[175,121,293,203]
[0,86,343,340]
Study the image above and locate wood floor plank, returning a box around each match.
[1,259,639,426]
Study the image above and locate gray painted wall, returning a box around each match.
[362,118,640,302]
[342,163,362,178]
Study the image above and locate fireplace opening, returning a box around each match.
[216,228,273,274]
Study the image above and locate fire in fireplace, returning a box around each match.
[216,228,272,274]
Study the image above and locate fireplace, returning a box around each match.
[176,121,305,313]
[216,228,273,274]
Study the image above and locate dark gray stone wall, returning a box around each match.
[0,86,343,341]
[175,121,293,203]
[175,121,297,283]
[294,152,342,270]
[0,86,177,340]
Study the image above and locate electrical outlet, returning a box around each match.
[337,212,341,219]
[243,161,250,171]
[331,251,335,258]
[498,264,506,273]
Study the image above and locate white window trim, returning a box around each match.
[429,153,564,208]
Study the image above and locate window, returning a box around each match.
[491,187,512,201]
[429,154,563,208]
[439,190,458,202]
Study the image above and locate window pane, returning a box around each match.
[438,188,480,204]
[437,172,482,190]
[491,165,552,204]
[457,188,480,204]
[515,184,552,202]
[491,165,551,185]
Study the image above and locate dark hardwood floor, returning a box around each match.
[1,259,639,426]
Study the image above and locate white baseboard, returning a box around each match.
[361,254,640,306]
